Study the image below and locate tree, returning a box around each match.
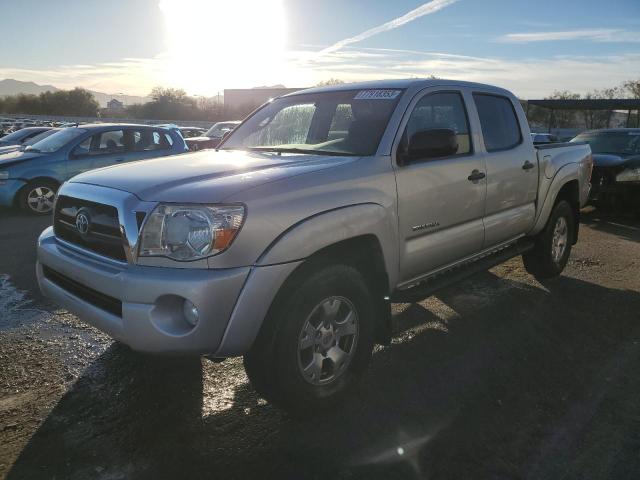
[545,90,581,128]
[66,88,99,116]
[623,79,640,99]
[316,79,345,87]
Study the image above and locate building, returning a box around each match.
[105,98,125,112]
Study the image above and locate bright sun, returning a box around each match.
[159,0,287,95]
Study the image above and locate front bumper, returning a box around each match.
[0,179,26,207]
[589,166,640,200]
[37,226,251,354]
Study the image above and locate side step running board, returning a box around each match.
[391,239,535,303]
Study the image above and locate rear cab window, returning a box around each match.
[473,93,522,152]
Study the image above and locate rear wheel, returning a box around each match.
[243,263,376,414]
[18,180,57,215]
[523,200,575,280]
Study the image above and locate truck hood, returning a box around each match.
[0,150,46,168]
[70,149,356,202]
[592,153,639,167]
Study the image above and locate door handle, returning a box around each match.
[115,157,124,162]
[522,161,535,170]
[467,169,486,182]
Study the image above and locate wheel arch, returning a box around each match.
[256,203,398,290]
[14,176,61,207]
[531,164,581,243]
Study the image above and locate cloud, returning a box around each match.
[318,0,459,55]
[497,28,640,43]
[289,46,640,98]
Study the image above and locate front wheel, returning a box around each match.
[523,200,575,280]
[18,181,58,215]
[243,263,376,414]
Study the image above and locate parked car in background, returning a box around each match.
[0,124,187,214]
[0,128,60,155]
[185,121,240,151]
[572,128,640,211]
[36,79,592,412]
[531,133,558,144]
[0,127,52,147]
[179,127,206,138]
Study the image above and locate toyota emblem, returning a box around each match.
[75,211,90,235]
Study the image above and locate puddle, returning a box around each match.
[0,274,49,330]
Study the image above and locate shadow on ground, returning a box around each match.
[580,208,640,243]
[7,274,640,480]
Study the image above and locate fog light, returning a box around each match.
[182,299,199,327]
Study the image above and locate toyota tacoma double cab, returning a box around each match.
[37,79,592,413]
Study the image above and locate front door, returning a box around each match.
[395,89,486,285]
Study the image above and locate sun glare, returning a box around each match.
[159,0,286,95]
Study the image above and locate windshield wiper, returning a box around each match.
[248,147,356,157]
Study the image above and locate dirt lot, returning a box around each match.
[1,207,639,480]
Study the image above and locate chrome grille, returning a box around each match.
[54,195,127,262]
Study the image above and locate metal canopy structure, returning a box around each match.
[526,98,640,131]
[527,99,640,110]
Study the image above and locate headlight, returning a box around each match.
[616,167,640,183]
[0,171,8,186]
[138,204,245,261]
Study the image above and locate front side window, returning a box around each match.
[403,91,472,157]
[473,94,522,152]
[222,89,403,156]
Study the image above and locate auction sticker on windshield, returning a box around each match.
[354,90,402,100]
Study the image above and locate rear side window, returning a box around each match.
[473,94,522,152]
[129,129,174,151]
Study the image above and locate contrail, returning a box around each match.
[318,0,460,56]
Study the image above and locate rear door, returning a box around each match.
[471,93,538,247]
[124,128,177,160]
[394,88,486,284]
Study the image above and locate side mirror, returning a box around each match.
[407,128,458,161]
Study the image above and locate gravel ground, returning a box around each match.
[1,207,639,479]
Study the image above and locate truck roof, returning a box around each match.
[284,78,514,98]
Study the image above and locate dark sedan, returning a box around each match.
[572,128,640,212]
[185,121,240,151]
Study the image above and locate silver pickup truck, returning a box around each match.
[37,79,592,412]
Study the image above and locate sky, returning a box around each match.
[0,0,639,99]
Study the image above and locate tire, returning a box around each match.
[18,180,58,215]
[523,200,575,280]
[243,263,376,414]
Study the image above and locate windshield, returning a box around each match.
[205,122,238,138]
[572,131,640,156]
[0,129,36,143]
[28,128,87,153]
[221,89,404,156]
[24,129,57,146]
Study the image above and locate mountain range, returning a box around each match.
[0,79,149,107]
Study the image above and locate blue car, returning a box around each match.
[0,123,187,214]
[0,127,52,147]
